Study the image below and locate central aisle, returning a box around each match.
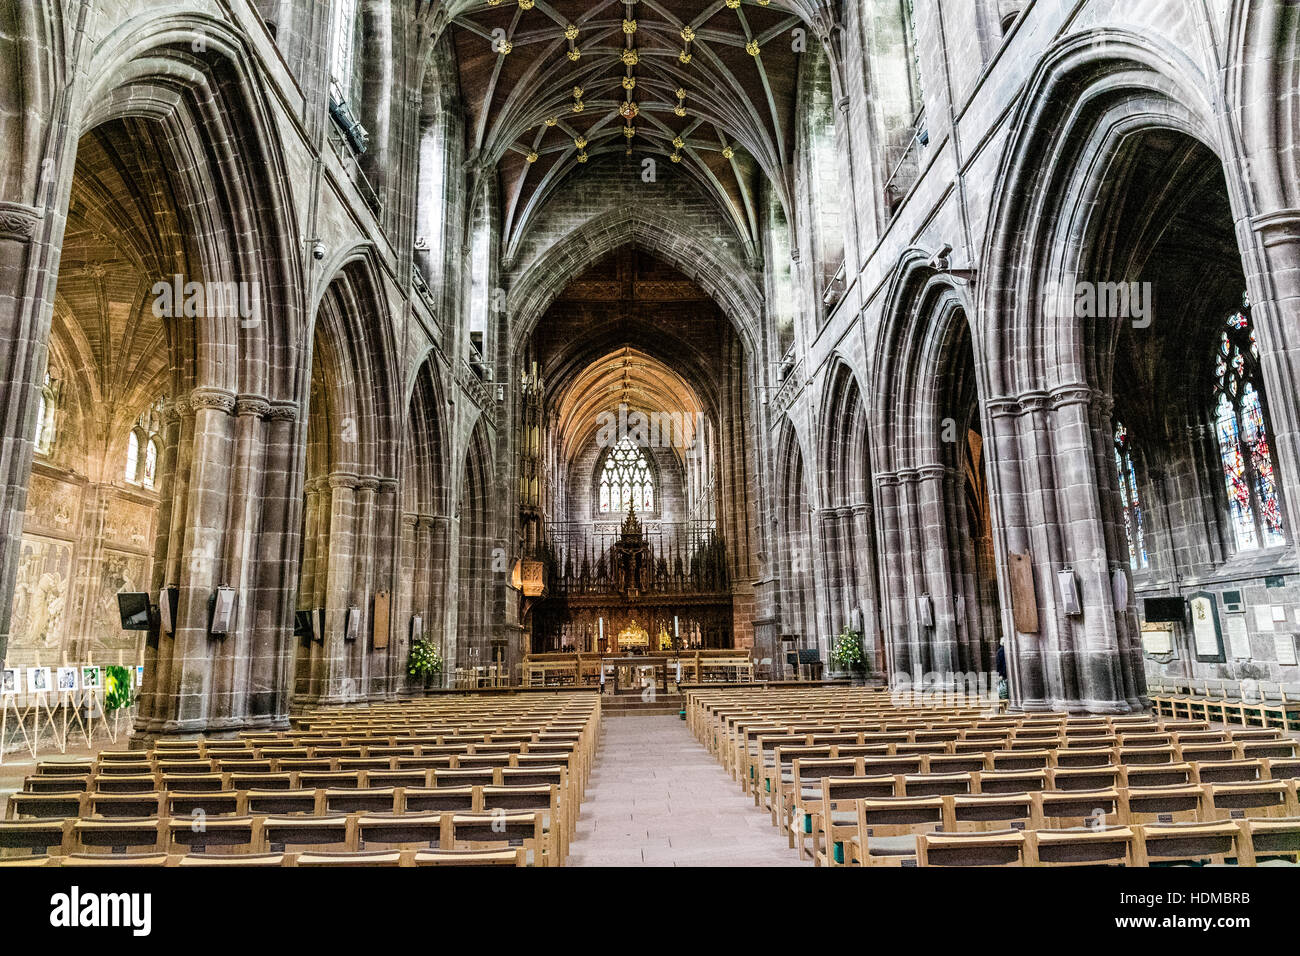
[568,714,809,867]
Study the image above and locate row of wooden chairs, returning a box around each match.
[813,778,1300,866]
[755,735,1300,816]
[686,685,1300,867]
[2,692,601,867]
[780,755,1300,849]
[914,818,1299,867]
[739,723,1287,796]
[0,810,552,864]
[1150,678,1300,730]
[0,847,527,867]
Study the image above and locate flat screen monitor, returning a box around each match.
[117,592,152,631]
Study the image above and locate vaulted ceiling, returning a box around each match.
[444,0,815,252]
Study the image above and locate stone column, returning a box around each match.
[916,463,958,680]
[984,396,1048,710]
[254,399,301,725]
[1049,385,1129,713]
[143,386,238,735]
[875,472,907,677]
[319,472,358,704]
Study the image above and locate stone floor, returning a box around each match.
[566,713,808,867]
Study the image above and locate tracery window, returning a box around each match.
[598,437,654,514]
[1113,422,1148,570]
[33,371,60,457]
[1213,295,1285,551]
[125,398,164,490]
[329,0,360,105]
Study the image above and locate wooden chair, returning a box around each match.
[1028,825,1140,866]
[1124,785,1207,826]
[1138,820,1247,866]
[1049,766,1121,792]
[259,815,354,853]
[0,819,74,858]
[4,792,84,820]
[294,849,403,867]
[1238,817,1300,866]
[178,852,285,867]
[849,795,945,867]
[815,775,897,867]
[1035,788,1125,829]
[1121,762,1193,789]
[976,769,1048,794]
[788,758,859,856]
[410,847,525,866]
[403,786,478,814]
[482,784,564,863]
[61,852,170,867]
[1203,780,1297,821]
[944,792,1038,834]
[167,816,257,856]
[73,818,165,855]
[898,772,973,798]
[245,788,320,815]
[917,829,1027,867]
[87,791,165,819]
[1194,758,1265,785]
[444,811,545,866]
[322,787,400,814]
[22,774,90,794]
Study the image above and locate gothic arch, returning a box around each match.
[506,212,764,361]
[455,418,496,672]
[816,359,881,668]
[870,250,997,684]
[772,415,818,662]
[976,31,1226,712]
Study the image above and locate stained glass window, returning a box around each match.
[1113,422,1148,569]
[1213,295,1285,550]
[598,437,654,514]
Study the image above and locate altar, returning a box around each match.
[600,655,670,695]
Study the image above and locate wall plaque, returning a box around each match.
[372,590,391,650]
[1008,552,1038,634]
[1189,592,1224,662]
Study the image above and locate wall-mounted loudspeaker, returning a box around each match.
[1058,569,1082,616]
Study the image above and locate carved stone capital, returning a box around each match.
[1048,384,1093,411]
[189,387,237,414]
[329,472,361,490]
[235,394,272,418]
[266,400,300,422]
[0,202,42,242]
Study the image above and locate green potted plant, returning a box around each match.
[830,627,867,682]
[408,638,443,689]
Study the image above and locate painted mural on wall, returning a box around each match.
[9,534,73,663]
[91,550,149,658]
